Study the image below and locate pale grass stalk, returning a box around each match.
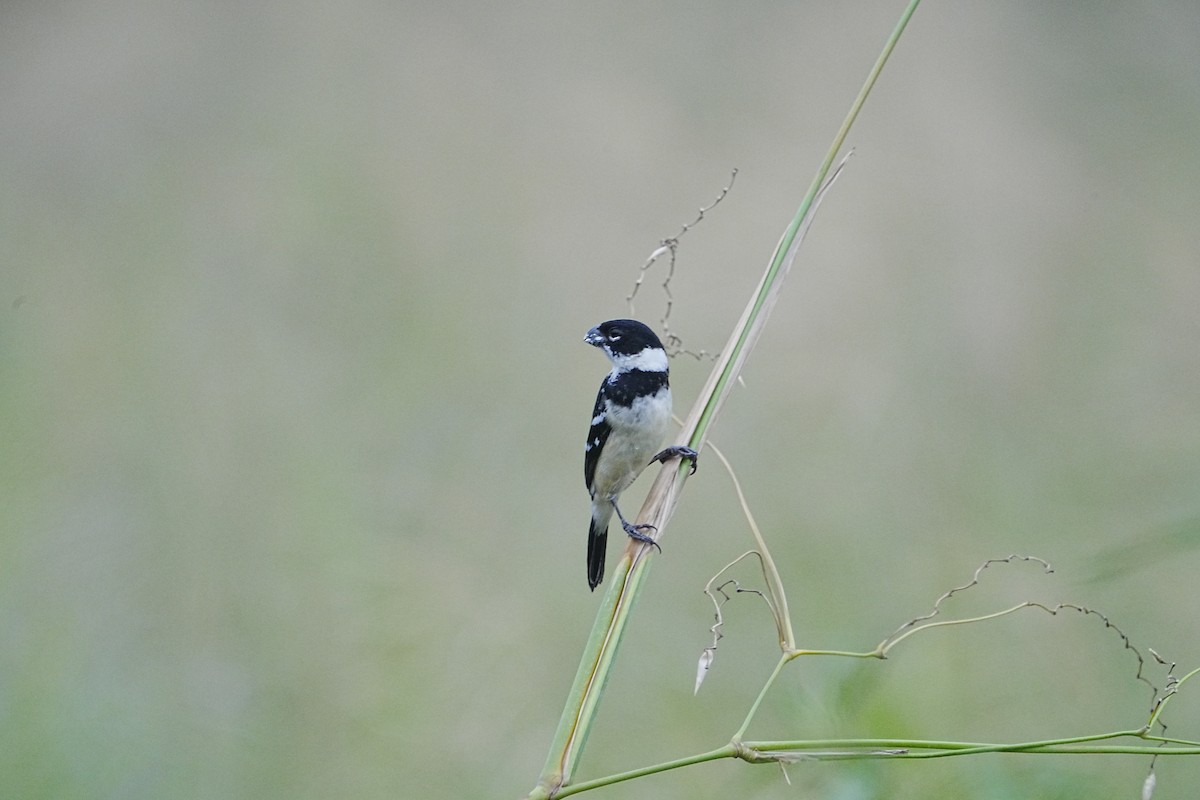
[527,2,922,797]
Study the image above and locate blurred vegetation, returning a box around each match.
[1,2,1198,798]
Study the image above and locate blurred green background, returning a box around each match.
[2,1,1199,798]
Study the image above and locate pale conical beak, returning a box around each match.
[584,326,605,347]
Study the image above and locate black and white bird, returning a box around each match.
[583,319,697,590]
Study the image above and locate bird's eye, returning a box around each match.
[609,331,622,341]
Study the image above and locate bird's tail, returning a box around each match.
[587,503,612,590]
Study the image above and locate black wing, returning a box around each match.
[584,388,611,492]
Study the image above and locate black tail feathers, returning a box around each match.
[587,520,607,590]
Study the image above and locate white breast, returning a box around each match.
[591,386,672,500]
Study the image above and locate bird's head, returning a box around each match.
[585,319,668,373]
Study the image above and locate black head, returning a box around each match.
[584,319,664,356]
[584,319,669,373]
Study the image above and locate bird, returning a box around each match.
[583,319,697,590]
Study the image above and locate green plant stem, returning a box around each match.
[729,649,887,743]
[550,747,736,798]
[789,649,882,659]
[527,1,922,796]
[732,654,789,742]
[707,443,795,651]
[746,732,1200,758]
[880,603,1036,653]
[548,734,1200,796]
[688,0,922,452]
[1146,664,1200,729]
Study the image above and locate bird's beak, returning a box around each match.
[584,326,605,347]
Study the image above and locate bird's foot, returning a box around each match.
[621,520,662,553]
[651,445,699,475]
